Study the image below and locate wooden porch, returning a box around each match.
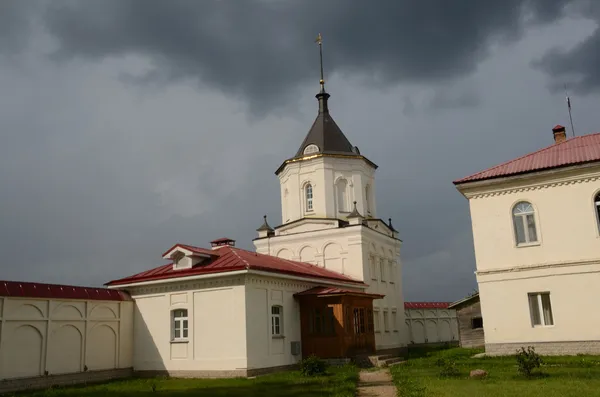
[294,287,384,359]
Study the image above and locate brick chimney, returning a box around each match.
[552,125,567,144]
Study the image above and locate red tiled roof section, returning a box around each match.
[295,286,384,298]
[404,302,450,309]
[162,243,218,257]
[0,280,131,301]
[106,246,364,286]
[454,132,600,184]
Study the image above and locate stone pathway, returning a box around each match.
[356,369,397,397]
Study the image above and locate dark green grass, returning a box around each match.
[11,365,358,397]
[391,346,600,397]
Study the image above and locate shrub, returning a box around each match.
[516,346,543,378]
[300,355,328,376]
[435,357,460,378]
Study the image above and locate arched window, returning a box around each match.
[336,179,348,212]
[305,184,313,211]
[594,193,600,232]
[271,305,283,336]
[171,309,188,341]
[512,201,538,245]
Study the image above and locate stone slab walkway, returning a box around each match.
[356,369,397,397]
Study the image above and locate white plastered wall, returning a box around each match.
[460,164,600,346]
[128,275,247,372]
[254,224,407,351]
[404,308,459,345]
[0,296,133,380]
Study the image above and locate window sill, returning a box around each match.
[516,242,541,248]
[532,324,555,329]
[384,331,390,333]
[170,339,189,344]
[375,330,381,334]
[272,335,285,339]
[393,330,399,333]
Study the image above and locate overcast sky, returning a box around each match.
[1,0,600,301]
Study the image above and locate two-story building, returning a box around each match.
[454,125,600,355]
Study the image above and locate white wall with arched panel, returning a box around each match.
[404,307,459,345]
[0,296,133,381]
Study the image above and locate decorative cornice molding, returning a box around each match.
[476,257,600,276]
[466,174,600,199]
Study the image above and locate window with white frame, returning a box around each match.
[373,309,380,332]
[528,292,554,327]
[379,258,386,281]
[305,184,313,211]
[370,256,378,281]
[512,201,538,245]
[171,309,188,341]
[383,310,389,332]
[595,193,600,232]
[392,310,397,331]
[336,179,348,212]
[271,305,283,336]
[388,260,395,284]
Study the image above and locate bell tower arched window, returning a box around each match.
[365,185,371,215]
[305,184,313,212]
[595,192,600,232]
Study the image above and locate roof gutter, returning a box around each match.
[106,269,366,290]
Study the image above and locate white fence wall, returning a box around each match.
[0,296,133,381]
[404,306,459,345]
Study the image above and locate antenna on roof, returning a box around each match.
[565,83,576,137]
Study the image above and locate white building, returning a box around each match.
[0,81,407,391]
[454,125,600,355]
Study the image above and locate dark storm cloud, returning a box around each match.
[0,1,37,53]
[41,0,571,114]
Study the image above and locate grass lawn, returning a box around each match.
[391,346,600,397]
[14,365,358,397]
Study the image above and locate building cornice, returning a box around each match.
[476,257,600,277]
[458,165,600,199]
[275,153,378,175]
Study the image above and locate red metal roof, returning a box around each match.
[0,280,131,301]
[295,286,384,299]
[106,245,365,287]
[162,243,219,258]
[404,302,450,309]
[454,132,600,184]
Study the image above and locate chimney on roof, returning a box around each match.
[552,124,567,144]
[210,237,235,250]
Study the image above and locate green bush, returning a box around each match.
[300,355,328,377]
[435,357,460,378]
[516,346,543,378]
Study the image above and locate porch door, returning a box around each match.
[352,307,369,352]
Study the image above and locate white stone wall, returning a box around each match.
[254,224,407,351]
[458,163,600,353]
[278,156,377,224]
[0,296,133,381]
[128,275,247,373]
[404,308,459,345]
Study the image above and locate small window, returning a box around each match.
[367,309,374,332]
[595,193,600,232]
[512,201,538,245]
[171,309,188,341]
[388,261,395,284]
[383,310,389,332]
[303,144,319,155]
[365,185,371,215]
[373,309,380,332]
[392,311,398,331]
[309,307,335,335]
[353,308,366,334]
[379,258,386,281]
[271,305,283,336]
[305,184,314,211]
[471,317,483,329]
[528,292,554,327]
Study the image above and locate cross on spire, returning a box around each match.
[315,33,325,93]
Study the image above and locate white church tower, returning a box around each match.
[254,36,407,352]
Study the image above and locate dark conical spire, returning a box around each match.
[347,201,363,219]
[256,215,274,232]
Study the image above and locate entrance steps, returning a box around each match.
[354,353,405,368]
